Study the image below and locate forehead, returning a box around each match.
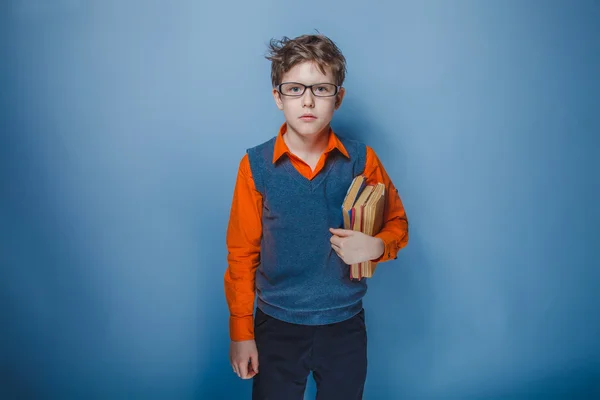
[281,61,334,84]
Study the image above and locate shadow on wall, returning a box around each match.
[336,96,436,399]
[332,95,407,182]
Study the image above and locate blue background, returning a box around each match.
[1,0,599,398]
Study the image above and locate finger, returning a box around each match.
[330,235,342,247]
[232,364,239,377]
[330,228,353,237]
[331,243,342,253]
[239,360,249,379]
[250,353,259,374]
[246,361,258,379]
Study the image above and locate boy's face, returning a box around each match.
[272,61,345,140]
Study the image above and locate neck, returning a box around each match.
[283,124,330,158]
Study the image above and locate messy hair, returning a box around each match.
[265,33,347,88]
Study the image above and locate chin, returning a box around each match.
[292,123,329,137]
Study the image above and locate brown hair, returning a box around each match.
[265,34,347,88]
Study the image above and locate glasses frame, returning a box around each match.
[276,82,341,97]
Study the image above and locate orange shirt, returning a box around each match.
[224,123,409,341]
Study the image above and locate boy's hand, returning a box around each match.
[329,228,384,265]
[230,339,259,379]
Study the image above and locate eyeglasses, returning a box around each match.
[277,82,340,97]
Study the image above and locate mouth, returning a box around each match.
[299,114,317,121]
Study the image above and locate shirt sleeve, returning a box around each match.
[224,154,263,341]
[363,146,409,262]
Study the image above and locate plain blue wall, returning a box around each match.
[2,0,599,398]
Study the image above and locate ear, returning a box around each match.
[334,87,346,110]
[272,88,284,110]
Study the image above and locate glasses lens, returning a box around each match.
[311,84,337,97]
[279,83,305,96]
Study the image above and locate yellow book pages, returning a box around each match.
[362,183,384,235]
[361,183,386,278]
[351,185,374,232]
[361,183,384,236]
[350,185,374,279]
[341,175,365,229]
[351,261,361,280]
[370,183,386,234]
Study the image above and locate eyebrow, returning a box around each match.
[281,82,337,85]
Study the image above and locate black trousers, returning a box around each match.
[252,307,367,400]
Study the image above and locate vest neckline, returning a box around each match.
[280,154,339,191]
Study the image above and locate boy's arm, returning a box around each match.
[364,146,409,262]
[224,154,262,341]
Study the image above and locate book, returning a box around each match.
[341,175,366,230]
[340,178,386,280]
[349,185,375,279]
[359,183,386,278]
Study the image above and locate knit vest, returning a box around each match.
[247,135,368,325]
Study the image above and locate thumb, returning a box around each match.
[330,227,353,237]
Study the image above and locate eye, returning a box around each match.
[281,84,304,95]
[315,85,333,95]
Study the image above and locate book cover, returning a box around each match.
[349,185,375,279]
[359,183,386,278]
[341,175,366,230]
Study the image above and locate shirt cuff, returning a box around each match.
[372,231,399,263]
[230,315,254,342]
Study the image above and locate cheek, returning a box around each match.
[321,102,337,115]
[281,100,299,112]
[282,106,297,119]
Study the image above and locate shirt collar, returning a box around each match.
[272,123,350,164]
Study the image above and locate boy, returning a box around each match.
[224,34,408,400]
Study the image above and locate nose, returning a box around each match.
[301,89,315,108]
